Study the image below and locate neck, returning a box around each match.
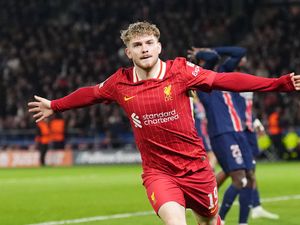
[135,59,161,80]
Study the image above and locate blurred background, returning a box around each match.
[1,0,300,167]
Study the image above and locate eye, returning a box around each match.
[133,43,142,48]
[147,41,154,45]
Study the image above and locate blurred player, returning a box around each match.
[28,22,300,225]
[207,47,279,220]
[35,119,50,166]
[189,46,254,225]
[234,82,279,220]
[189,46,279,224]
[49,114,66,150]
[192,91,217,169]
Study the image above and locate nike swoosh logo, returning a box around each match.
[124,96,136,101]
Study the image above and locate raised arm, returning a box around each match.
[187,47,219,70]
[213,46,246,72]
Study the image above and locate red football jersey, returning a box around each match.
[51,56,294,176]
[94,57,216,176]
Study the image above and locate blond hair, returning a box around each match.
[120,21,160,46]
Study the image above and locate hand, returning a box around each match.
[187,47,216,62]
[290,72,300,90]
[187,47,203,60]
[253,118,265,135]
[187,47,198,62]
[28,95,54,122]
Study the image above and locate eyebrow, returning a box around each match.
[131,38,155,45]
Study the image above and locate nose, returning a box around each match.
[142,43,149,53]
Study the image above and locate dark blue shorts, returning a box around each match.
[244,130,260,157]
[211,132,254,173]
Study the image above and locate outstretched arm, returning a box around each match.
[28,70,117,122]
[50,86,101,112]
[28,85,100,122]
[212,72,300,92]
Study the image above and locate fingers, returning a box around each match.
[28,96,52,122]
[28,99,44,122]
[290,73,300,90]
[34,95,48,105]
[34,95,44,101]
[292,74,300,81]
[295,84,300,90]
[28,107,41,113]
[28,101,42,113]
[33,112,45,123]
[33,112,43,118]
[35,116,45,123]
[187,49,197,56]
[187,47,199,55]
[29,107,44,122]
[28,102,40,107]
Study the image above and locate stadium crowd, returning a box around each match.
[0,0,300,156]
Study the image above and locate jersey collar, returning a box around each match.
[133,59,166,83]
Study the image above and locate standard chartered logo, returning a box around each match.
[131,113,142,128]
[131,109,179,129]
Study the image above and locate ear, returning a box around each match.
[157,42,162,54]
[125,48,132,59]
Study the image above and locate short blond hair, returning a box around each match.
[120,21,160,46]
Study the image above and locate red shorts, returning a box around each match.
[142,163,218,217]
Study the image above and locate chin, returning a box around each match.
[137,61,155,70]
[142,63,154,70]
[143,57,159,67]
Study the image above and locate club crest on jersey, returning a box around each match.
[164,84,173,101]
